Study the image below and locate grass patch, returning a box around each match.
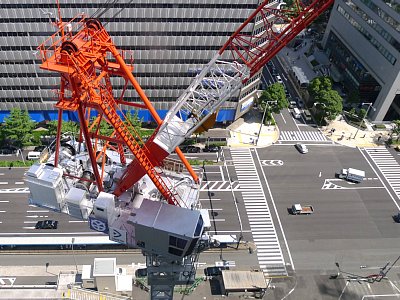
[188,159,218,166]
[0,160,34,167]
[374,124,386,130]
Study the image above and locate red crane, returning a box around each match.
[114,0,335,196]
[37,0,334,206]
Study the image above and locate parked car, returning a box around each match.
[289,100,297,109]
[275,75,283,84]
[180,145,201,153]
[0,148,13,155]
[295,97,305,108]
[35,220,58,229]
[295,143,308,154]
[135,268,147,278]
[204,266,229,277]
[34,145,46,152]
[203,145,220,153]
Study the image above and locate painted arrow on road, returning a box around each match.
[261,160,284,166]
[0,277,16,286]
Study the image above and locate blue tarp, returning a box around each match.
[0,109,236,123]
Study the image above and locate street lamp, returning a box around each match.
[256,100,277,146]
[353,102,375,139]
[71,237,78,273]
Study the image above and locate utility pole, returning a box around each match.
[256,100,277,146]
[353,102,375,139]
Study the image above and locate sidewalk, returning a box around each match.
[227,116,279,148]
[321,116,388,148]
[225,110,388,149]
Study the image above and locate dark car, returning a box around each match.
[295,97,305,108]
[181,145,201,153]
[34,145,46,152]
[0,148,13,155]
[135,268,147,278]
[203,145,220,153]
[35,220,58,229]
[204,266,229,277]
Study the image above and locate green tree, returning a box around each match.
[98,119,114,137]
[61,121,79,137]
[315,89,343,120]
[124,110,143,137]
[47,120,58,136]
[1,108,35,147]
[358,108,367,120]
[308,76,332,97]
[259,83,288,114]
[391,120,400,140]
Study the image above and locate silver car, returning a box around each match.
[295,143,308,154]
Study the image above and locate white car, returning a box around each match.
[276,75,283,84]
[295,143,308,154]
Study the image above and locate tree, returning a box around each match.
[258,83,288,114]
[47,120,58,136]
[315,89,343,120]
[391,120,400,140]
[1,108,35,148]
[124,110,143,137]
[61,121,79,137]
[308,76,332,97]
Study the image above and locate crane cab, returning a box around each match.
[128,199,205,259]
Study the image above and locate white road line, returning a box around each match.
[0,201,9,203]
[199,198,221,201]
[280,112,286,124]
[231,148,286,276]
[15,182,24,185]
[26,210,49,213]
[0,173,4,176]
[254,149,295,271]
[211,219,226,222]
[360,148,400,210]
[68,220,87,223]
[0,182,8,185]
[0,211,6,213]
[219,165,225,181]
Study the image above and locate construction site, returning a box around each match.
[19,1,335,299]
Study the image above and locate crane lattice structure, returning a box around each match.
[114,0,334,196]
[33,1,334,299]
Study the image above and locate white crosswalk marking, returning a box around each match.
[365,147,400,199]
[231,148,287,276]
[279,130,328,142]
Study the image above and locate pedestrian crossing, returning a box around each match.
[364,147,400,199]
[279,130,328,142]
[230,148,287,276]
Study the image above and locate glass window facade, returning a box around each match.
[0,0,261,122]
[326,32,381,102]
[337,5,397,65]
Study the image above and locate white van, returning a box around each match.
[27,151,41,160]
[292,107,301,119]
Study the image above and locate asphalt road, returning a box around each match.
[2,144,400,299]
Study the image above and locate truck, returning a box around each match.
[336,168,365,183]
[289,204,314,215]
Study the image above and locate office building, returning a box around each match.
[0,0,274,123]
[323,0,400,121]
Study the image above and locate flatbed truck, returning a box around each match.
[290,204,314,215]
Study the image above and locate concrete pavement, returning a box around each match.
[226,110,390,149]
